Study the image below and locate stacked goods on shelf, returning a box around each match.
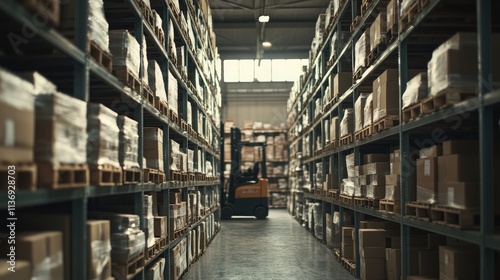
[325,0,341,28]
[148,60,168,109]
[354,93,370,134]
[154,214,168,242]
[363,93,373,132]
[354,30,370,75]
[35,90,89,188]
[332,211,353,252]
[330,72,352,101]
[144,195,156,250]
[188,192,201,223]
[168,70,179,116]
[109,30,141,82]
[152,9,165,43]
[87,220,112,280]
[87,103,121,186]
[427,33,500,97]
[271,193,287,207]
[364,154,391,201]
[330,116,339,145]
[369,12,386,52]
[140,35,149,87]
[170,238,187,280]
[315,162,323,190]
[143,128,165,181]
[341,227,355,261]
[340,108,354,143]
[383,149,403,213]
[402,73,428,110]
[438,245,479,280]
[341,153,356,198]
[309,203,323,240]
[359,229,386,280]
[416,145,442,204]
[386,0,397,35]
[169,190,187,238]
[146,258,166,280]
[117,116,140,183]
[0,231,64,280]
[0,68,35,166]
[372,69,399,125]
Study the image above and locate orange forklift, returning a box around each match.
[221,127,269,219]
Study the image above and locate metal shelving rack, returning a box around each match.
[0,0,222,279]
[287,0,499,279]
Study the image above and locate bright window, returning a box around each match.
[223,59,308,83]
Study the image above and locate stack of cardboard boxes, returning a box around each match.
[170,238,187,280]
[364,154,391,200]
[143,128,164,172]
[87,220,112,280]
[169,190,187,238]
[359,229,386,280]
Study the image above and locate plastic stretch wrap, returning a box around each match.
[143,128,164,170]
[117,116,139,168]
[88,0,109,52]
[110,230,145,263]
[363,93,373,128]
[416,186,436,204]
[141,35,148,85]
[147,60,167,101]
[35,92,87,163]
[346,153,355,178]
[89,212,140,232]
[206,161,213,176]
[145,216,155,248]
[354,30,369,72]
[87,103,120,167]
[170,140,180,170]
[342,178,355,196]
[90,239,111,280]
[402,73,428,109]
[313,203,323,239]
[153,9,162,31]
[109,30,141,78]
[168,70,178,114]
[315,98,322,117]
[146,261,161,280]
[19,71,56,95]
[355,93,369,132]
[384,184,397,200]
[188,149,194,171]
[400,0,418,16]
[366,184,384,199]
[143,195,153,217]
[340,108,354,137]
[32,257,51,280]
[187,101,192,125]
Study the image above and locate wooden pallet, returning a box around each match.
[354,126,372,141]
[399,0,424,32]
[154,26,166,47]
[339,134,353,146]
[114,66,141,93]
[360,0,373,16]
[0,162,37,190]
[365,198,380,209]
[181,172,188,181]
[380,199,400,213]
[18,0,60,26]
[353,67,366,81]
[406,201,433,222]
[142,85,155,107]
[402,102,422,123]
[327,189,340,200]
[144,168,165,183]
[354,197,367,207]
[386,26,397,45]
[350,15,362,33]
[339,194,354,204]
[145,244,156,261]
[366,40,387,65]
[170,170,182,181]
[188,125,197,138]
[341,257,356,276]
[334,249,341,262]
[154,97,168,116]
[180,119,188,132]
[112,252,145,280]
[373,115,399,133]
[188,172,195,181]
[430,205,481,229]
[88,39,112,72]
[37,162,89,189]
[89,164,122,186]
[169,110,179,126]
[122,166,141,185]
[421,89,476,115]
[133,0,154,28]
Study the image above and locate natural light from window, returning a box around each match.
[223,59,308,83]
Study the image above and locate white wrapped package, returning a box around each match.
[363,93,373,128]
[342,178,355,196]
[187,101,192,125]
[402,73,428,109]
[109,30,141,78]
[400,0,418,17]
[148,60,167,101]
[170,139,180,171]
[88,0,109,52]
[340,108,354,137]
[35,92,87,163]
[141,35,148,85]
[354,93,369,132]
[168,70,178,114]
[346,153,355,178]
[87,103,120,167]
[354,30,370,73]
[117,116,139,168]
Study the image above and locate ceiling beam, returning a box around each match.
[213,21,316,29]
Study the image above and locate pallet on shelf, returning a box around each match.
[142,85,155,107]
[366,40,387,66]
[421,89,476,115]
[188,172,195,181]
[339,134,353,146]
[19,0,60,26]
[144,168,165,183]
[430,205,481,229]
[37,162,89,189]
[379,199,400,213]
[170,170,182,181]
[113,66,141,93]
[386,26,397,45]
[360,0,373,16]
[88,39,113,72]
[399,0,421,32]
[341,257,356,276]
[406,201,433,222]
[0,162,37,190]
[366,198,380,209]
[144,244,156,261]
[111,252,145,280]
[353,66,366,81]
[354,125,372,141]
[373,115,399,133]
[327,189,340,200]
[122,166,141,185]
[339,194,354,204]
[89,164,122,186]
[154,97,169,116]
[354,197,366,207]
[402,102,422,123]
[350,15,362,33]
[168,109,179,126]
[180,119,189,132]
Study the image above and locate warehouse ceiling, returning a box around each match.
[208,0,330,59]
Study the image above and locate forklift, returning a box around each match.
[221,127,269,219]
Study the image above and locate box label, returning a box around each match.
[424,159,431,176]
[448,187,454,204]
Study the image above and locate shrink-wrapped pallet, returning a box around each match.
[87,103,120,167]
[117,116,139,168]
[354,30,370,73]
[402,73,428,109]
[340,108,354,137]
[109,30,141,78]
[148,60,167,101]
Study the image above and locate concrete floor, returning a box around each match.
[183,209,356,280]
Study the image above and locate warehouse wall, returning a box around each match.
[221,82,292,128]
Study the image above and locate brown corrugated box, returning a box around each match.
[385,248,400,280]
[87,220,111,280]
[372,69,399,121]
[369,12,387,52]
[442,139,478,155]
[19,232,63,280]
[154,216,168,238]
[385,174,399,186]
[386,0,397,32]
[418,250,439,278]
[437,154,479,182]
[360,247,386,280]
[359,229,386,248]
[364,153,390,164]
[416,158,438,203]
[439,245,479,280]
[331,72,352,99]
[439,181,479,209]
[366,162,391,175]
[419,145,443,158]
[0,259,31,279]
[330,116,339,140]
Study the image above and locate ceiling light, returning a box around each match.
[258,15,270,23]
[262,41,272,48]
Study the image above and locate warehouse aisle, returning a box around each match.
[184,209,356,280]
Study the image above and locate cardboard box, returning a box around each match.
[360,255,386,280]
[419,145,442,158]
[342,244,354,260]
[360,221,399,236]
[0,259,31,280]
[330,116,339,141]
[416,158,438,203]
[366,184,385,199]
[342,227,354,244]
[439,181,479,209]
[386,236,401,248]
[442,139,478,155]
[331,72,352,99]
[361,247,385,259]
[418,250,439,278]
[364,153,390,164]
[372,69,399,121]
[439,245,479,280]
[359,229,386,248]
[386,0,397,32]
[154,216,168,238]
[87,220,111,280]
[385,248,401,280]
[368,174,386,185]
[370,13,387,52]
[385,174,400,186]
[366,162,391,175]
[437,154,479,183]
